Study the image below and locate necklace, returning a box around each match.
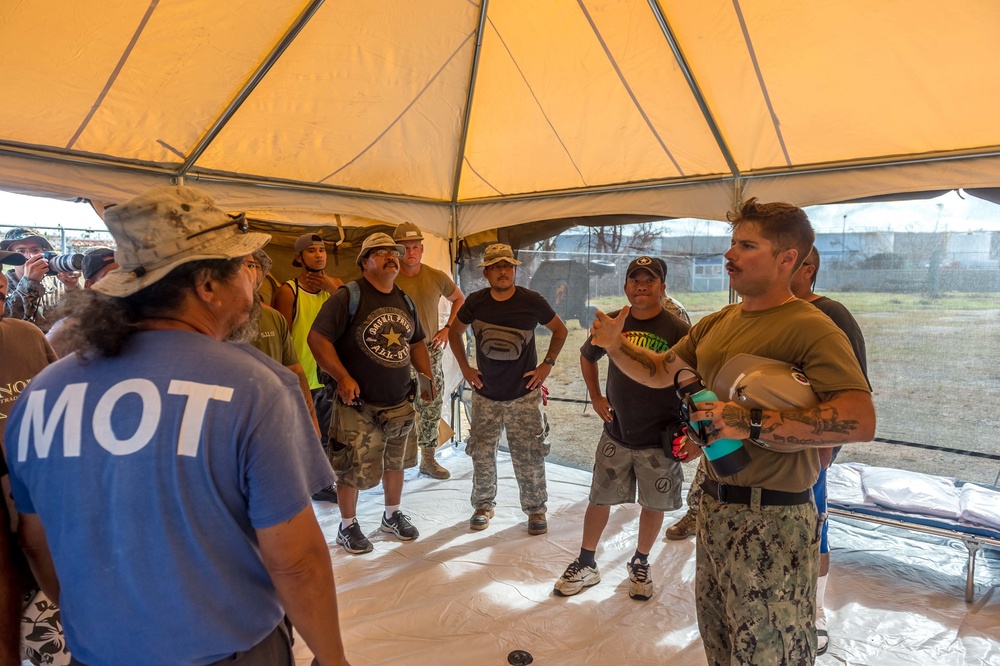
[780,294,797,306]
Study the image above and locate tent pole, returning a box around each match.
[176,0,326,178]
[647,1,740,180]
[449,0,490,215]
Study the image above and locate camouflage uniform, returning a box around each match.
[685,459,707,515]
[467,390,549,515]
[696,492,820,666]
[413,344,446,450]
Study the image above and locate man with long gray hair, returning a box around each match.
[4,187,350,666]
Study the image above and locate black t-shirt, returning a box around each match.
[812,296,870,388]
[457,286,557,402]
[580,308,690,449]
[311,278,426,407]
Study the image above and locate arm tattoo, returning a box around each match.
[722,404,750,436]
[660,351,677,374]
[780,407,858,437]
[620,343,656,378]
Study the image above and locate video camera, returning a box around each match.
[41,251,85,276]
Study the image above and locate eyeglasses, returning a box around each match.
[368,248,402,259]
[187,213,248,240]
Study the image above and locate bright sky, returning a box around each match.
[3,188,999,237]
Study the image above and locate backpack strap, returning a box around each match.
[346,280,361,319]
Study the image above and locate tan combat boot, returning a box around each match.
[419,446,451,479]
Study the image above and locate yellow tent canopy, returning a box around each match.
[2,0,1000,240]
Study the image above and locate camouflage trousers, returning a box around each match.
[696,491,820,666]
[413,344,445,450]
[467,390,550,515]
[329,400,418,490]
[685,459,707,514]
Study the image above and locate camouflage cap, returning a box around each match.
[92,186,270,298]
[478,243,521,267]
[0,227,53,252]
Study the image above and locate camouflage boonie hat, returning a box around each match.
[92,186,270,298]
[0,227,53,252]
[479,243,521,267]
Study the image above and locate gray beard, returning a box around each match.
[225,298,263,344]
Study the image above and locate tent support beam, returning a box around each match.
[449,0,489,210]
[5,139,1000,207]
[176,0,326,177]
[648,1,740,178]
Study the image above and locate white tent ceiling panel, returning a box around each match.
[3,0,1000,236]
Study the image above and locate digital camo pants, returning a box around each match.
[467,390,550,515]
[413,344,445,450]
[686,459,707,514]
[696,492,820,666]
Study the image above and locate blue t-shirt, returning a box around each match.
[5,331,335,666]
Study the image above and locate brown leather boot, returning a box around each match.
[664,510,697,540]
[419,446,450,479]
[527,512,547,535]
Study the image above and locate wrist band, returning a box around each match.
[749,408,763,442]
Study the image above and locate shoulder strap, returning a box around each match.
[347,280,361,319]
[288,279,300,322]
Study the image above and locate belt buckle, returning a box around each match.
[716,482,729,504]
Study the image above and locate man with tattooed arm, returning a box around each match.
[588,198,875,666]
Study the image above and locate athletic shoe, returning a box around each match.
[311,485,338,503]
[470,508,494,531]
[664,510,696,540]
[336,521,373,555]
[627,558,653,600]
[527,512,547,535]
[553,559,601,596]
[380,510,419,540]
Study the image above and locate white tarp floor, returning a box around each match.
[299,446,1000,665]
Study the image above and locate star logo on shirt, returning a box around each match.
[382,327,402,347]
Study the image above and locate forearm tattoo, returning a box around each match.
[660,351,677,374]
[620,343,656,377]
[722,404,751,436]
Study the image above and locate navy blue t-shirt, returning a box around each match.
[457,286,557,402]
[5,331,333,666]
[580,308,690,449]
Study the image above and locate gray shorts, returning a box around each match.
[588,431,683,511]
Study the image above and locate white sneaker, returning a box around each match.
[627,558,653,600]
[553,559,601,596]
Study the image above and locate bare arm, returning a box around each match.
[429,286,466,350]
[523,315,568,391]
[697,389,876,452]
[273,283,296,328]
[448,319,482,389]
[257,506,350,666]
[288,362,322,437]
[580,355,612,423]
[307,330,359,404]
[592,308,690,389]
[17,513,59,604]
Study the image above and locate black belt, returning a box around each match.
[702,479,812,506]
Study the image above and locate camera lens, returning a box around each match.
[46,253,85,275]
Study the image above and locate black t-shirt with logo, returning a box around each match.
[311,278,425,407]
[456,286,557,402]
[580,308,690,449]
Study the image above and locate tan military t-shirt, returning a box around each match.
[395,264,458,343]
[672,299,871,492]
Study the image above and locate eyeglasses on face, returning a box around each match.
[368,248,402,259]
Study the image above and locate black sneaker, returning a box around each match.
[380,510,419,541]
[311,485,338,503]
[336,521,373,554]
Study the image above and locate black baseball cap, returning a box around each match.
[82,248,117,280]
[626,255,665,281]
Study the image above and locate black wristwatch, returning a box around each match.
[749,408,763,443]
[543,356,556,366]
